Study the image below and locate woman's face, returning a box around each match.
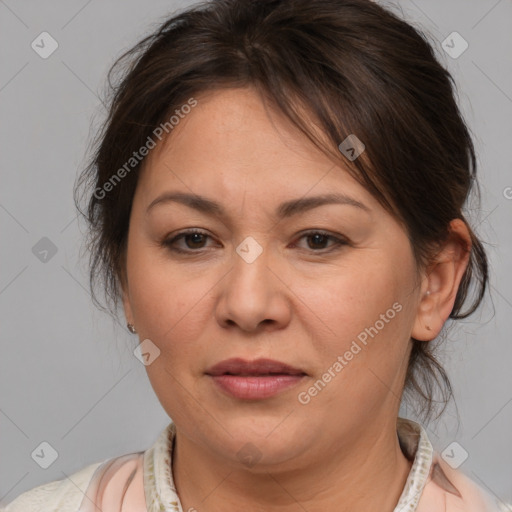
[122,87,428,468]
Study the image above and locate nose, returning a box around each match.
[214,238,292,333]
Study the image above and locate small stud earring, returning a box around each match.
[127,323,137,334]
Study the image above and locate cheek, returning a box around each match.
[126,245,214,350]
[127,255,211,409]
[297,250,415,376]
[294,262,401,337]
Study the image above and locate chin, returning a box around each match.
[204,415,315,468]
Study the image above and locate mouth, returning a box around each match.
[205,358,307,400]
[205,357,307,377]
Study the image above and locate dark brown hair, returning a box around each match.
[75,0,488,424]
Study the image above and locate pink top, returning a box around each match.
[2,417,511,511]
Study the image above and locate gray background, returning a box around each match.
[1,0,511,506]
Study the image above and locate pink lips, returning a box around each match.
[205,358,307,400]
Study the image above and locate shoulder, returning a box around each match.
[0,451,146,512]
[396,417,511,512]
[417,451,512,512]
[0,460,103,512]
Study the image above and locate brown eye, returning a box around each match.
[162,229,214,253]
[181,232,208,249]
[293,231,348,252]
[306,233,330,250]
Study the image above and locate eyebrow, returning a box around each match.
[146,191,371,218]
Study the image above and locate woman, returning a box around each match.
[2,0,510,511]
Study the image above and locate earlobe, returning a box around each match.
[122,290,134,326]
[120,271,135,328]
[411,219,471,341]
[122,291,137,334]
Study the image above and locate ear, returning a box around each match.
[411,219,471,341]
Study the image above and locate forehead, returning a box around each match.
[136,87,378,214]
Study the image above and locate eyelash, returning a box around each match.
[161,229,348,254]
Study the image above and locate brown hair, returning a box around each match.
[74,0,488,424]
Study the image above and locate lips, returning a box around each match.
[205,358,307,400]
[205,358,306,377]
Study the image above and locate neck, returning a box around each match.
[172,417,413,512]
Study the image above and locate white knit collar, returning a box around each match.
[143,417,433,512]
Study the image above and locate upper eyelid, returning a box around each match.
[169,228,345,240]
